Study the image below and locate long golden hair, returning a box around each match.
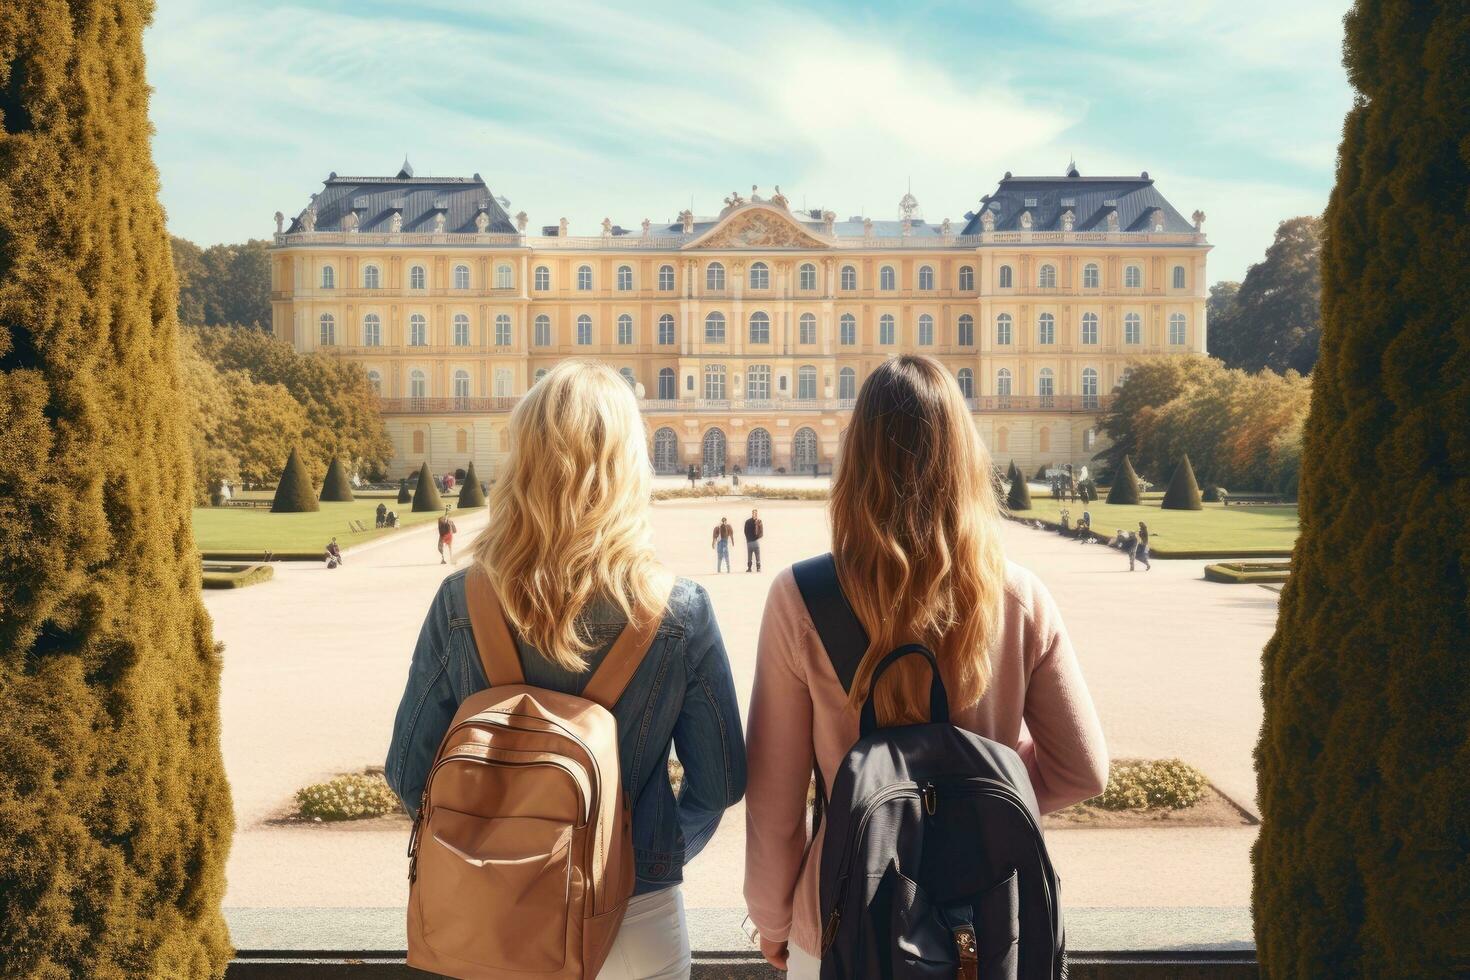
[830,355,1007,723]
[472,360,669,671]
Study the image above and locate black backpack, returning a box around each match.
[793,554,1066,980]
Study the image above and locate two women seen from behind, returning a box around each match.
[386,360,746,980]
[744,355,1109,976]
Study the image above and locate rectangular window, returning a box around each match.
[493,369,513,397]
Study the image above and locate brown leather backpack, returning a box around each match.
[406,567,667,979]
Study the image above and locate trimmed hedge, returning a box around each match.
[318,456,354,502]
[1006,467,1032,511]
[295,772,398,822]
[456,461,486,508]
[1107,455,1143,505]
[271,447,319,513]
[410,461,443,512]
[1093,759,1209,811]
[1160,454,1203,511]
[396,479,412,504]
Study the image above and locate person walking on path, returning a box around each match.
[437,506,458,565]
[712,517,734,573]
[744,509,764,572]
[687,463,697,488]
[1130,521,1152,571]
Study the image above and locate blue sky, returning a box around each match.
[145,0,1353,282]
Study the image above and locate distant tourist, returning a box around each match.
[712,516,734,573]
[324,537,343,569]
[219,479,233,502]
[1130,521,1152,571]
[687,464,697,488]
[386,510,399,528]
[376,502,388,528]
[744,508,763,572]
[444,472,455,492]
[437,507,458,565]
[1077,510,1092,541]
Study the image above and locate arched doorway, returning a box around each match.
[793,427,819,475]
[746,428,772,473]
[653,427,680,474]
[702,428,727,476]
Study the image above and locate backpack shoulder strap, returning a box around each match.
[464,566,525,687]
[792,553,869,694]
[581,579,674,709]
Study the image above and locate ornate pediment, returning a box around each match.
[687,204,831,250]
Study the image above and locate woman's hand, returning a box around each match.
[760,937,789,970]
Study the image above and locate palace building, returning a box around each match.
[269,160,1210,478]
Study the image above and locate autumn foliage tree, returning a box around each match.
[0,2,232,974]
[1254,2,1469,975]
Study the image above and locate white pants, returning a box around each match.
[597,886,690,980]
[786,943,821,979]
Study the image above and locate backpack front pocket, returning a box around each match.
[420,809,575,972]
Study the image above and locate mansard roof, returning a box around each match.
[286,170,516,235]
[959,173,1194,235]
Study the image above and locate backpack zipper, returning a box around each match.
[822,782,920,952]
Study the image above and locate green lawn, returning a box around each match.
[1014,497,1299,556]
[193,498,458,553]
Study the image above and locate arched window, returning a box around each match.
[749,311,770,344]
[999,265,1013,289]
[746,364,771,400]
[1038,368,1055,407]
[1039,427,1051,454]
[1082,367,1099,408]
[1038,264,1057,288]
[412,430,425,454]
[362,313,381,347]
[1169,313,1187,345]
[657,313,675,345]
[577,265,593,291]
[1081,312,1099,345]
[617,313,633,345]
[1172,265,1186,290]
[749,262,769,290]
[576,314,592,345]
[617,265,633,291]
[1083,263,1100,289]
[706,262,725,291]
[797,365,817,400]
[453,369,471,400]
[996,368,1012,397]
[1038,312,1056,345]
[799,263,817,290]
[1125,265,1142,289]
[318,313,335,346]
[534,266,550,290]
[1124,312,1142,345]
[879,313,895,345]
[839,313,857,346]
[653,427,680,473]
[456,429,468,454]
[453,313,470,347]
[703,364,727,400]
[321,266,335,289]
[533,314,551,346]
[958,266,975,291]
[840,265,857,290]
[362,264,380,289]
[957,368,974,398]
[705,311,726,343]
[701,428,727,474]
[453,264,470,289]
[799,312,816,345]
[879,266,896,291]
[495,313,512,346]
[918,265,935,290]
[409,369,427,399]
[996,313,1013,346]
[410,265,426,290]
[793,427,819,472]
[409,313,427,346]
[366,369,382,394]
[958,313,974,347]
[918,313,934,346]
[619,367,635,388]
[495,264,513,289]
[657,368,676,400]
[839,367,856,400]
[746,428,772,471]
[658,265,675,291]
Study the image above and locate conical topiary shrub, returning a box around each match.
[1202,485,1224,503]
[411,461,443,512]
[456,461,486,508]
[1107,455,1143,505]
[319,456,354,502]
[271,447,319,513]
[397,479,412,504]
[1006,467,1032,511]
[1006,459,1020,484]
[1160,454,1203,511]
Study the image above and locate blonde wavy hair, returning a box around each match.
[830,355,1008,724]
[472,360,669,671]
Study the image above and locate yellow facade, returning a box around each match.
[271,187,1209,479]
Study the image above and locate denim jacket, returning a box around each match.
[385,568,747,894]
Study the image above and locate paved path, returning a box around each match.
[210,496,1273,909]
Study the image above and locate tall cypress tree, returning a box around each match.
[1254,3,1469,976]
[0,2,232,975]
